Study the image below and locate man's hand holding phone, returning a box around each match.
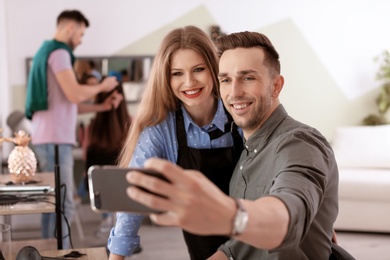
[125,158,236,236]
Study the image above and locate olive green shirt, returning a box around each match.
[220,105,339,260]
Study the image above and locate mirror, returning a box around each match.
[73,56,154,82]
[26,55,154,82]
[26,55,154,104]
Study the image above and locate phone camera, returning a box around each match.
[94,191,102,209]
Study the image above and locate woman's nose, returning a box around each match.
[184,74,196,86]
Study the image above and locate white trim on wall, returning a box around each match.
[0,0,11,158]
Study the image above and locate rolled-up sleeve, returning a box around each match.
[107,121,174,256]
[107,212,145,256]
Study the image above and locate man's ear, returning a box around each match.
[65,21,76,34]
[272,75,284,98]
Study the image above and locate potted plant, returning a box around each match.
[363,50,390,125]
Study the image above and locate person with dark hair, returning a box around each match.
[120,69,130,82]
[84,83,130,181]
[125,31,339,259]
[56,9,90,27]
[25,9,118,248]
[81,81,130,236]
[87,60,102,81]
[108,26,243,260]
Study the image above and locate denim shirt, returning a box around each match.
[107,99,239,256]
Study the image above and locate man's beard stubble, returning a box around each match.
[231,95,272,135]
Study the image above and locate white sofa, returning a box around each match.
[331,125,390,233]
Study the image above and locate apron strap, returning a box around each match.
[175,109,188,148]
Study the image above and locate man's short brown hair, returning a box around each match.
[57,10,89,27]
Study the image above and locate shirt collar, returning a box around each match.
[181,99,228,132]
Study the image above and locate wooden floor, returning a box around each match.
[69,205,390,260]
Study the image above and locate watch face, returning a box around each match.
[233,199,248,236]
[238,211,248,233]
[235,210,249,234]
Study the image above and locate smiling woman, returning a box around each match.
[107,25,243,260]
[169,48,216,126]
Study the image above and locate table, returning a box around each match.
[0,172,61,250]
[0,172,55,215]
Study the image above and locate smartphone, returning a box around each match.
[88,165,169,214]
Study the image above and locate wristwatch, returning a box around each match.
[232,198,249,236]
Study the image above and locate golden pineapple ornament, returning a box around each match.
[6,130,37,183]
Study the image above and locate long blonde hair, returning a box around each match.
[118,26,220,167]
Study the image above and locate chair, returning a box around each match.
[330,243,356,260]
[6,110,33,141]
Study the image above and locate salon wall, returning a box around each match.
[1,0,389,150]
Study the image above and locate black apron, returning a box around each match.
[175,108,243,260]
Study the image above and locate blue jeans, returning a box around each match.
[33,144,75,249]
